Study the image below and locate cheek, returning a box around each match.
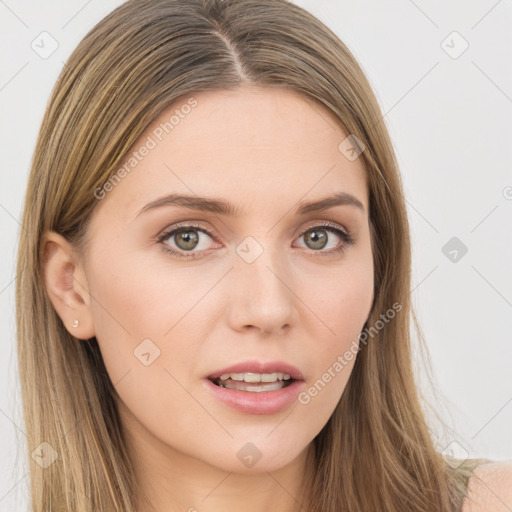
[84,247,209,433]
[301,249,374,347]
[84,244,173,376]
[87,243,204,339]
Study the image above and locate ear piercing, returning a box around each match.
[72,320,79,328]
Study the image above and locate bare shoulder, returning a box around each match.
[461,460,512,512]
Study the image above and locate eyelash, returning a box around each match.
[156,221,355,260]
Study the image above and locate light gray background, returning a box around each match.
[1,1,511,510]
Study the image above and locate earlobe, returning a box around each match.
[40,231,95,340]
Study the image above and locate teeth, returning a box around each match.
[218,379,289,392]
[219,372,292,383]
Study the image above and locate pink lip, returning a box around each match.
[206,360,304,381]
[204,360,305,415]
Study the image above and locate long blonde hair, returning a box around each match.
[16,0,489,510]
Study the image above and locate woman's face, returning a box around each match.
[75,85,373,475]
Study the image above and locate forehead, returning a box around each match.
[94,85,368,221]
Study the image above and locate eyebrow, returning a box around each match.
[135,191,365,219]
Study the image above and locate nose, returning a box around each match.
[227,240,297,336]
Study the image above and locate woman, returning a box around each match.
[15,0,511,510]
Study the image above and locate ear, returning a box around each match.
[40,231,96,340]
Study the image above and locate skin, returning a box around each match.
[42,85,375,511]
[463,461,512,512]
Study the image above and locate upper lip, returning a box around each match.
[207,360,304,381]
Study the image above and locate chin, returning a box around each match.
[199,435,312,474]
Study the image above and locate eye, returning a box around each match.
[294,222,355,256]
[156,221,355,260]
[157,223,218,259]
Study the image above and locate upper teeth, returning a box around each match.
[219,372,291,383]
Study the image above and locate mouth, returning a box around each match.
[204,366,306,415]
[208,372,296,393]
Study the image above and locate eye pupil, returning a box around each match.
[304,229,328,250]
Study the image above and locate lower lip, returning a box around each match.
[203,378,305,415]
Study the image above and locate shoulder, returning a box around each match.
[461,460,512,512]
